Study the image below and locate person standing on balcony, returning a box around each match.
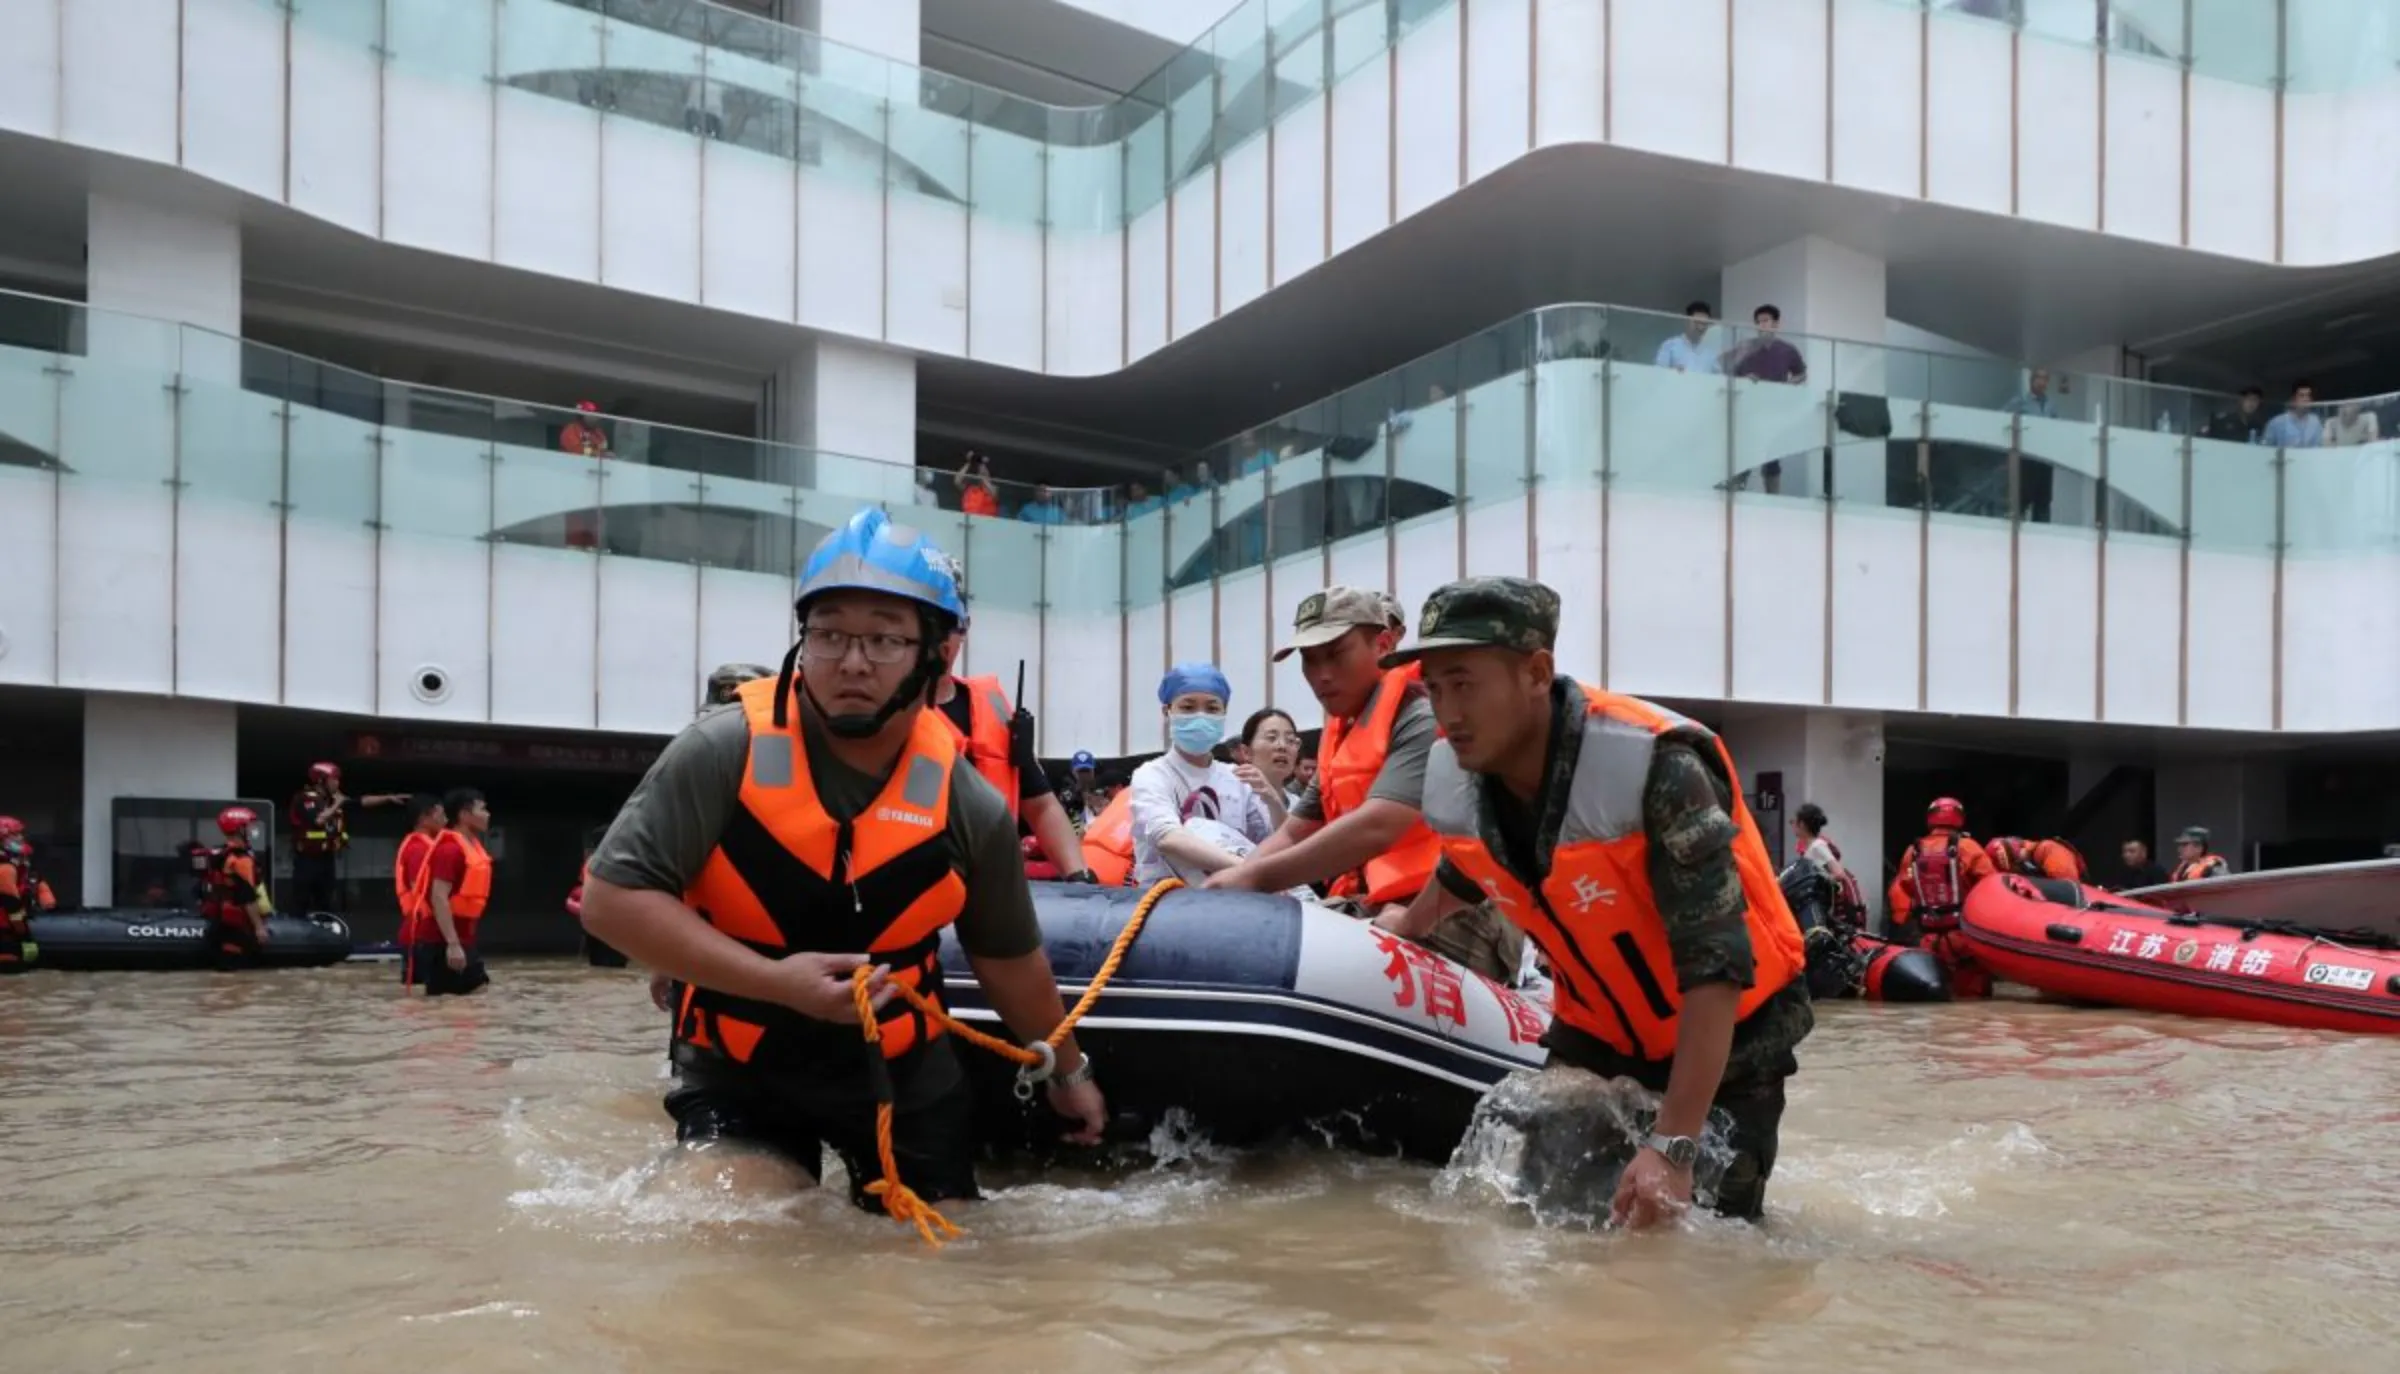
[1369,577,1812,1226]
[1653,301,1721,374]
[2261,383,2323,448]
[2324,401,2380,447]
[1206,587,1523,983]
[560,401,612,458]
[1730,304,1806,494]
[956,452,1000,517]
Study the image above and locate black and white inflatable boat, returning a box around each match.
[24,910,356,971]
[940,884,1550,1163]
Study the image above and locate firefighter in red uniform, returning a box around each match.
[201,807,275,969]
[1888,797,1996,997]
[1,817,54,973]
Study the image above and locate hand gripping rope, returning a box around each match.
[848,877,1183,1249]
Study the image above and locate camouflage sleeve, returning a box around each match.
[1642,741,1755,992]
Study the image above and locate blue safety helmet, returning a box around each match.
[795,508,966,628]
[1159,661,1233,706]
[1071,750,1097,770]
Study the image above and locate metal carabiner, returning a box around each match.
[1011,1039,1058,1102]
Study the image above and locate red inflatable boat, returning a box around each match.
[1960,875,2400,1034]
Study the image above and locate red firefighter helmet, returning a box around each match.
[308,761,341,786]
[1926,796,1966,830]
[217,806,258,839]
[0,815,22,840]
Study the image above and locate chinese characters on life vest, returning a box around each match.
[1369,931,1547,1045]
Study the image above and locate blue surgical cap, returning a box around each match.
[1159,661,1232,706]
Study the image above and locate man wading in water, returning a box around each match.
[581,508,1104,1213]
[1372,577,1813,1227]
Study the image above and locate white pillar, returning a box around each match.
[82,695,240,907]
[807,0,921,63]
[84,177,243,382]
[1720,706,1886,920]
[767,338,918,462]
[1722,236,1888,502]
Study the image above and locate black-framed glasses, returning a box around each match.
[799,629,922,666]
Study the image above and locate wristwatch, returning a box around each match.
[1053,1053,1097,1089]
[1060,869,1098,885]
[1641,1132,1699,1170]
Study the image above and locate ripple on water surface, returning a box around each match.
[1,966,2396,1373]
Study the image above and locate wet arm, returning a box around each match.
[428,879,463,949]
[1233,799,1417,892]
[956,788,1086,1075]
[1375,859,1475,940]
[1643,744,1753,1139]
[1023,792,1089,877]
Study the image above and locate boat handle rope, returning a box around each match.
[848,876,1183,1249]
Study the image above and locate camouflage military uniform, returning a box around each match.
[1395,576,1812,1222]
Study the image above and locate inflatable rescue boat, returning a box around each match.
[25,910,356,972]
[1779,861,1950,1002]
[939,884,1549,1162]
[1960,875,2400,1034]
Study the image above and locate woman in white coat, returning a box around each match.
[1128,662,1278,886]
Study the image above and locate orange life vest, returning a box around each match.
[2033,838,2087,881]
[402,830,493,940]
[1318,666,1442,906]
[676,677,968,1069]
[1421,685,1805,1062]
[2172,854,2227,883]
[393,829,437,939]
[1082,790,1134,886]
[942,675,1020,820]
[1906,832,1971,923]
[201,845,261,921]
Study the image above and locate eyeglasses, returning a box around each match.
[800,628,921,666]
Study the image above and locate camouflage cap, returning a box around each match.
[1380,577,1560,669]
[2175,825,2211,846]
[1273,585,1406,661]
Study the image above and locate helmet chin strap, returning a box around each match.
[785,608,953,740]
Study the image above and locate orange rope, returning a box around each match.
[850,877,1181,1248]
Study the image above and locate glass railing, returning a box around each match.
[253,0,2400,250]
[3,289,2395,640]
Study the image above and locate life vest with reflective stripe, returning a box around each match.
[676,676,969,1068]
[942,675,1020,820]
[1082,790,1134,887]
[1420,684,1805,1062]
[291,786,347,855]
[1318,666,1442,906]
[1907,832,1970,922]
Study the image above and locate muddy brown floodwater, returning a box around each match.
[3,962,2395,1373]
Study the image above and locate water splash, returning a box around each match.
[1432,1068,1735,1229]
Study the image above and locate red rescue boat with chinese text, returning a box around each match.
[1960,875,2400,1035]
[939,884,1549,1162]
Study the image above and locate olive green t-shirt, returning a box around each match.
[587,702,1042,959]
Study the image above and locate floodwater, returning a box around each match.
[3,963,2396,1374]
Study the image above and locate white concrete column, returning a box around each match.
[806,0,921,63]
[84,177,243,382]
[1722,235,1888,502]
[82,695,240,907]
[1719,706,1887,920]
[766,337,919,464]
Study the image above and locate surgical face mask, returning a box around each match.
[1169,712,1226,755]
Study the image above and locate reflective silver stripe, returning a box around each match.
[749,732,796,789]
[902,755,946,810]
[1420,741,1479,838]
[1557,714,1655,847]
[981,688,1010,724]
